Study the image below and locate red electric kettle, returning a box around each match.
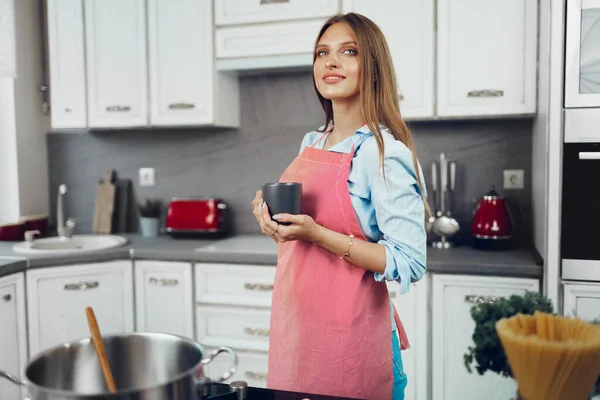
[471,186,515,250]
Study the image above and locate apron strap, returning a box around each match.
[310,132,329,148]
[392,303,411,350]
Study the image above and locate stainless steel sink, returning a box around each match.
[12,235,128,255]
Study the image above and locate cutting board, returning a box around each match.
[92,169,116,234]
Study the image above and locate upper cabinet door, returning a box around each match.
[147,0,213,126]
[343,0,434,120]
[565,0,600,108]
[46,0,87,129]
[437,0,537,117]
[84,0,148,128]
[215,0,340,26]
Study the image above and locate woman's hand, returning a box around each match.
[251,190,263,222]
[269,213,321,243]
[252,190,278,243]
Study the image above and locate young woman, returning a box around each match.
[251,12,429,400]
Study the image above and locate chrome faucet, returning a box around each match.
[57,184,76,239]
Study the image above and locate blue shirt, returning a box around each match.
[299,124,428,297]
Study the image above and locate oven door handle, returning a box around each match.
[578,152,600,160]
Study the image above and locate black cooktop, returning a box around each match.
[203,382,363,400]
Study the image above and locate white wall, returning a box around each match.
[13,0,50,217]
[0,78,20,222]
[0,0,50,222]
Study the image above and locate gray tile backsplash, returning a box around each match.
[47,71,532,242]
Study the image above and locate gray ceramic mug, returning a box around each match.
[262,182,302,225]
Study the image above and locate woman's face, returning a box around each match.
[313,22,361,103]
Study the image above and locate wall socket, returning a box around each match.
[139,168,156,187]
[503,169,524,189]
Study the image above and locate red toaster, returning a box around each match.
[165,198,230,237]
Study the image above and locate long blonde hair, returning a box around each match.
[312,12,432,221]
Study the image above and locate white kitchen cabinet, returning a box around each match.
[431,274,539,400]
[562,282,600,322]
[0,273,27,400]
[26,261,134,356]
[195,263,276,308]
[436,0,537,117]
[387,276,429,400]
[84,0,148,128]
[134,260,194,338]
[214,0,340,26]
[343,0,435,119]
[565,0,600,108]
[207,350,269,389]
[215,19,326,60]
[147,0,239,127]
[195,263,274,388]
[46,0,87,129]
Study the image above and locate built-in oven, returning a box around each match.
[562,110,600,281]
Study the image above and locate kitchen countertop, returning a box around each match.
[0,233,543,279]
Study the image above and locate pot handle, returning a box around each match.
[199,346,238,382]
[0,370,26,386]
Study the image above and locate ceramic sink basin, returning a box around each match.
[12,235,128,255]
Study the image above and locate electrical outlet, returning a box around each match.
[503,169,524,189]
[139,168,155,187]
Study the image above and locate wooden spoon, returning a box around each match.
[85,307,117,393]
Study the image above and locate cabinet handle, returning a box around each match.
[260,0,289,4]
[467,89,504,98]
[149,277,178,286]
[245,371,268,381]
[105,105,131,112]
[64,281,99,291]
[465,295,503,304]
[3,294,11,301]
[244,283,273,292]
[168,103,195,110]
[244,327,270,337]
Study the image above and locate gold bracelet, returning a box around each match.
[340,234,354,259]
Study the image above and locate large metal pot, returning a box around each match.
[0,332,237,400]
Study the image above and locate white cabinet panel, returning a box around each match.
[134,260,194,338]
[343,0,434,119]
[563,282,600,322]
[195,264,275,308]
[216,20,326,59]
[387,276,429,400]
[215,0,339,26]
[26,261,134,356]
[437,0,537,116]
[0,273,27,400]
[432,274,539,400]
[207,350,269,388]
[147,0,213,126]
[84,0,148,128]
[196,305,271,352]
[565,0,600,108]
[47,0,87,129]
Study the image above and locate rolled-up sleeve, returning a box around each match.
[367,140,427,294]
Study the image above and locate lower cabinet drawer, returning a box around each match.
[196,305,271,352]
[206,350,269,389]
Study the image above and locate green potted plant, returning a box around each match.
[138,198,162,238]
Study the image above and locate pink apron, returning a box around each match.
[267,132,409,400]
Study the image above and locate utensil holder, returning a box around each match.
[140,217,160,238]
